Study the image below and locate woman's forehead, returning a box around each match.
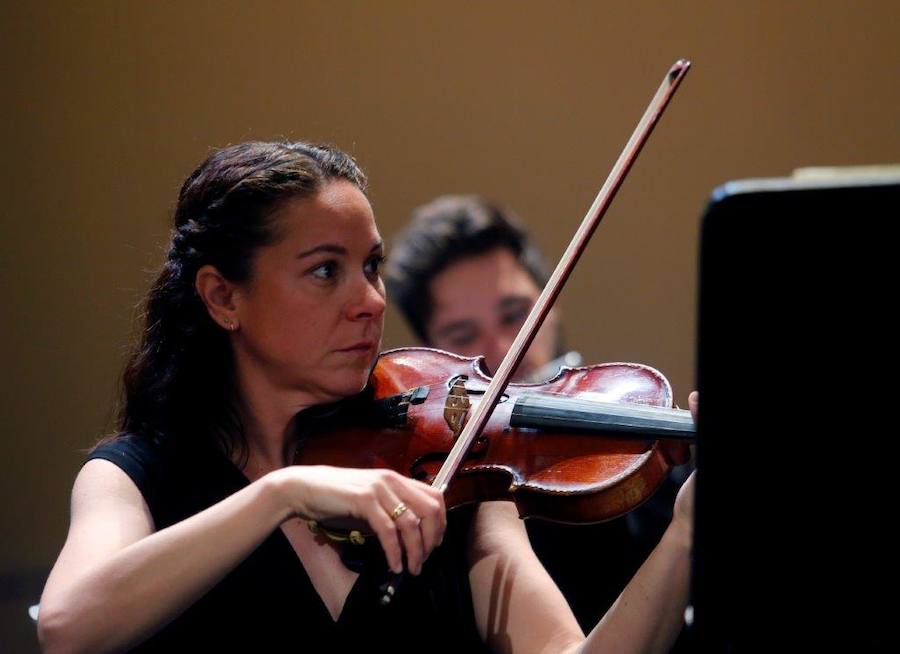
[270,181,380,247]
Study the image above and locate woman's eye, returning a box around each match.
[365,255,385,277]
[310,261,338,280]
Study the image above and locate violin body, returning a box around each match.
[295,348,690,524]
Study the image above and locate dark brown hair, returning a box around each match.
[116,141,366,458]
[385,195,549,342]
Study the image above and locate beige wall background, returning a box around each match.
[2,1,898,647]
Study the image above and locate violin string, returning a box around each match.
[397,384,670,408]
[396,387,633,416]
[398,394,692,425]
[387,379,692,423]
[405,403,689,419]
[465,386,691,408]
[388,378,647,403]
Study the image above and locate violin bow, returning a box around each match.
[380,59,690,604]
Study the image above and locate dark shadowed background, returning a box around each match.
[2,1,898,649]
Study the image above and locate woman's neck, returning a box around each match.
[232,369,317,476]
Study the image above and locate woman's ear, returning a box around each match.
[195,265,240,332]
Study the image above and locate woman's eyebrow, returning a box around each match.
[296,240,383,259]
[296,244,347,259]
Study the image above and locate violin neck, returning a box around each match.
[510,394,695,441]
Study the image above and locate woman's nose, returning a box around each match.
[347,278,386,321]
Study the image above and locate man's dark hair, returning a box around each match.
[385,195,549,342]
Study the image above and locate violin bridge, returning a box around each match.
[444,376,470,438]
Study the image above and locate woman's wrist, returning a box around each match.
[260,468,304,525]
[662,515,693,555]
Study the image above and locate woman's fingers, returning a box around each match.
[392,504,425,575]
[387,474,446,554]
[370,482,421,575]
[376,472,447,575]
[365,495,404,574]
[284,466,447,575]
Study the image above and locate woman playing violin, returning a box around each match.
[38,141,697,653]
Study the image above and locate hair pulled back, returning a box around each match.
[118,141,366,456]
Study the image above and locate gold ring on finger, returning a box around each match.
[389,502,408,521]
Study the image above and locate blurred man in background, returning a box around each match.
[386,195,578,383]
[386,195,691,636]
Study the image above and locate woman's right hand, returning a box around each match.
[268,465,447,576]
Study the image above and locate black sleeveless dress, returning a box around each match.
[87,434,486,653]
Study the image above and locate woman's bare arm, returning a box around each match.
[468,496,691,654]
[468,501,585,654]
[38,459,292,653]
[584,515,690,654]
[468,393,698,654]
[39,461,445,654]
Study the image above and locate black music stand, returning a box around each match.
[689,173,899,651]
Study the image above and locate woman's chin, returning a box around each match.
[315,371,371,402]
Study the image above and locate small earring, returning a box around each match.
[223,319,236,331]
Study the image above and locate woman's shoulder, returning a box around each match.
[85,434,172,514]
[87,433,173,486]
[86,432,231,528]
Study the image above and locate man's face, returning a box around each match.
[424,247,559,381]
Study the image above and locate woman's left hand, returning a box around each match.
[671,391,698,544]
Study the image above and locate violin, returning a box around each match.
[296,60,692,601]
[295,347,693,524]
